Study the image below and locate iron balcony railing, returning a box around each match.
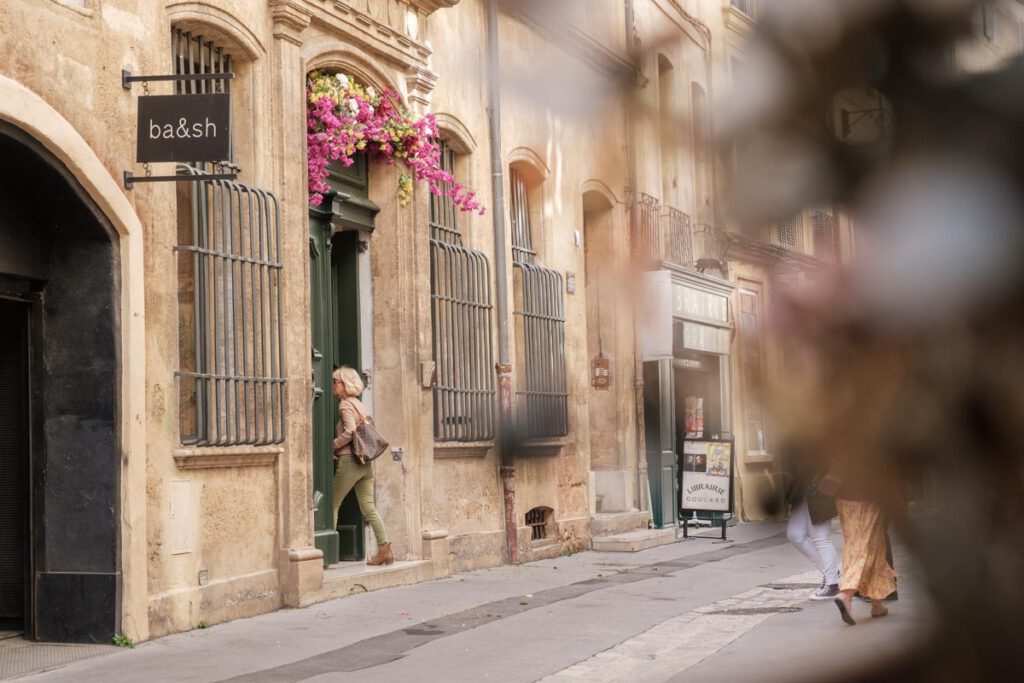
[693,223,730,278]
[662,206,694,267]
[634,193,661,262]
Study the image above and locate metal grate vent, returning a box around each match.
[526,507,551,541]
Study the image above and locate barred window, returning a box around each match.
[175,30,285,446]
[430,141,496,441]
[811,209,839,263]
[510,168,568,438]
[769,217,799,250]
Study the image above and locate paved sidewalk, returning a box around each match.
[12,521,928,682]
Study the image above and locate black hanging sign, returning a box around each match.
[136,93,231,163]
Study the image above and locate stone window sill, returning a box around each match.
[745,451,774,464]
[174,445,283,469]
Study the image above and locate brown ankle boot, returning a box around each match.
[367,542,394,566]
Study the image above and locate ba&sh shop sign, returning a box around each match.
[136,93,231,163]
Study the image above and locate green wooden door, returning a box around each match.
[643,358,678,528]
[310,205,340,564]
[309,156,377,565]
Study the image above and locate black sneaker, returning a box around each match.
[809,583,840,600]
[856,590,898,602]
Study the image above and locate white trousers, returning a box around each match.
[787,499,840,585]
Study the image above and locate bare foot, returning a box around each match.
[834,596,856,625]
[871,602,889,618]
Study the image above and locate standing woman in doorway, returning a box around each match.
[331,366,393,566]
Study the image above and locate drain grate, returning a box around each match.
[760,583,821,590]
[702,606,803,616]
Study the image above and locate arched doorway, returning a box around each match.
[0,123,119,642]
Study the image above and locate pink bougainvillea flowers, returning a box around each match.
[306,70,485,215]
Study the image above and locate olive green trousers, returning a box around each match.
[332,455,389,545]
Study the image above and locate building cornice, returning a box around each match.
[504,7,632,82]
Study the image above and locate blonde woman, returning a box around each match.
[331,366,392,566]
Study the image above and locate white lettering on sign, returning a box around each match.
[149,117,218,140]
[682,322,731,355]
[673,284,729,323]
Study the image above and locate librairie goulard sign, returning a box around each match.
[136,93,231,163]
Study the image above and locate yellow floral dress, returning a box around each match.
[837,500,897,599]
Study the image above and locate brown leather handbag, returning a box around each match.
[351,414,389,465]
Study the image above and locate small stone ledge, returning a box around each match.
[433,442,491,459]
[174,445,283,469]
[516,438,566,457]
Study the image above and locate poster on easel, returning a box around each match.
[680,439,734,513]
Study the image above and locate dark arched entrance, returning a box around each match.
[0,123,120,643]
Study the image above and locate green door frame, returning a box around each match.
[643,358,678,529]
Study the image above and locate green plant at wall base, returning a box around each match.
[113,633,134,648]
[197,620,209,629]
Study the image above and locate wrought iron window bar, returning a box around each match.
[430,141,496,442]
[174,165,286,446]
[510,168,568,439]
[812,210,839,263]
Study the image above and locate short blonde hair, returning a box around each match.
[333,366,364,396]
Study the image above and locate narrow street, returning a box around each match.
[16,522,927,682]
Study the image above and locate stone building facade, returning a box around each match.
[0,0,864,645]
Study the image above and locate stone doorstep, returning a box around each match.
[591,527,677,552]
[589,510,654,537]
[299,559,435,607]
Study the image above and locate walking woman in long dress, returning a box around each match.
[833,491,897,625]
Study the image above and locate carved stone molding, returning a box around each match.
[303,1,432,76]
[406,65,439,109]
[271,0,313,46]
[411,0,461,15]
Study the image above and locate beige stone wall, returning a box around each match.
[0,0,685,644]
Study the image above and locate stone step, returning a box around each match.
[589,511,653,537]
[591,528,677,552]
[300,559,435,607]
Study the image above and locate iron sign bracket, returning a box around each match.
[123,169,237,190]
[122,69,234,90]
